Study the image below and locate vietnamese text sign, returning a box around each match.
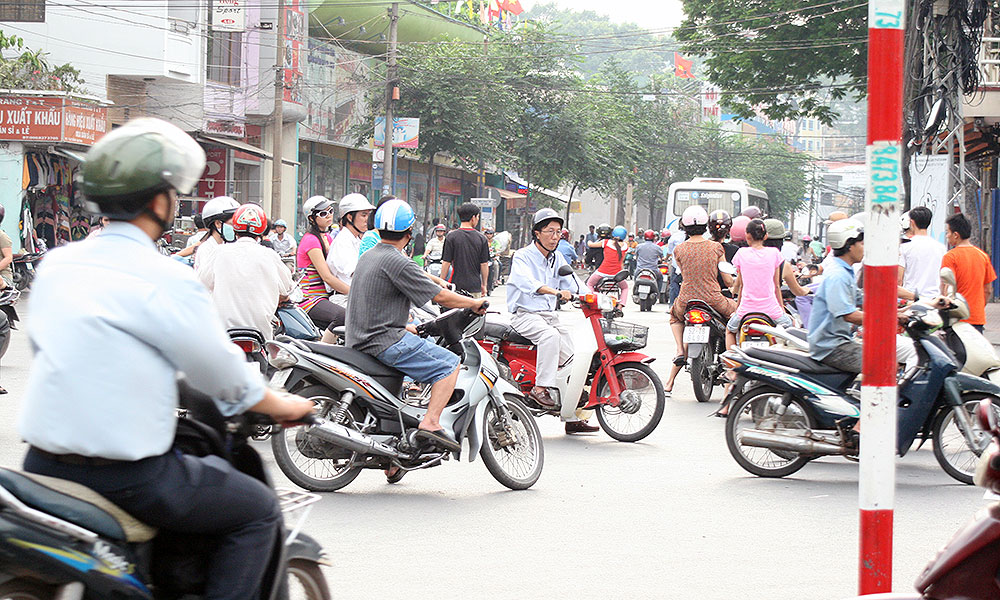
[0,96,107,145]
[373,117,419,149]
[212,0,245,32]
[63,101,108,145]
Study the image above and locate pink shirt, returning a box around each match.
[297,232,332,269]
[733,246,784,319]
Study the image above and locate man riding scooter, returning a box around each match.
[507,208,597,434]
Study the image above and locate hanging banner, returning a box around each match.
[908,154,950,244]
[373,117,420,149]
[211,0,245,32]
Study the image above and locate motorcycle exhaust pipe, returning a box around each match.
[305,419,400,458]
[739,429,845,456]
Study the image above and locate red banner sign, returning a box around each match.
[197,146,228,199]
[0,96,107,145]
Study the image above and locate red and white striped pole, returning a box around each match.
[860,0,905,594]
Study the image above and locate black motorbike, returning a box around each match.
[0,288,19,360]
[683,300,727,403]
[632,268,660,312]
[0,388,330,599]
[12,252,43,291]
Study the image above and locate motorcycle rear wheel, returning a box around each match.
[287,559,331,600]
[726,386,815,478]
[0,580,54,600]
[932,392,1000,485]
[271,385,363,492]
[480,397,544,490]
[595,362,666,442]
[691,344,716,403]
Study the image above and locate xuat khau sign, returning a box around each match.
[0,96,107,146]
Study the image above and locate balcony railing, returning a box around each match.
[980,37,1000,87]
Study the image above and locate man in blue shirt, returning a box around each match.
[18,119,314,600]
[508,208,596,433]
[557,229,578,265]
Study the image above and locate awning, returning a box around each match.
[197,134,300,166]
[52,147,88,163]
[487,186,525,200]
[504,171,571,203]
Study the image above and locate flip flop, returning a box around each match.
[385,466,406,484]
[415,428,461,452]
[672,356,687,367]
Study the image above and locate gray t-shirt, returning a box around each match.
[635,241,662,270]
[346,243,441,356]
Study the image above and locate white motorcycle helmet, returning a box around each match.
[681,205,709,227]
[201,196,239,225]
[302,195,334,219]
[827,218,864,250]
[338,193,376,219]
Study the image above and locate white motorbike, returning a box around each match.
[940,267,1000,384]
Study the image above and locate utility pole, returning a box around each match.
[270,0,285,216]
[381,2,399,199]
[625,179,634,231]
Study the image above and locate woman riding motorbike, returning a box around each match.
[586,225,630,304]
[296,195,346,331]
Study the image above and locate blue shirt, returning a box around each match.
[19,222,265,460]
[507,243,579,313]
[359,229,380,256]
[808,256,859,360]
[556,239,577,265]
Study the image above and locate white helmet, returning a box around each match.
[338,193,376,219]
[302,195,334,218]
[681,205,709,227]
[201,196,239,224]
[827,218,864,250]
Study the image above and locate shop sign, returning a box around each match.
[203,119,246,138]
[0,96,107,146]
[438,176,462,196]
[349,160,371,181]
[197,146,228,198]
[373,117,419,149]
[282,0,305,105]
[211,0,244,32]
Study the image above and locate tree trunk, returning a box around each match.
[565,182,578,232]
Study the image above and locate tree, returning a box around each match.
[676,0,866,124]
[0,31,85,93]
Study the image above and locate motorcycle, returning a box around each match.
[684,262,737,404]
[477,266,665,442]
[424,257,443,278]
[0,386,331,600]
[274,283,321,342]
[12,252,43,291]
[658,263,670,304]
[632,268,660,312]
[939,267,1000,384]
[722,301,1000,484]
[264,302,545,492]
[0,288,19,360]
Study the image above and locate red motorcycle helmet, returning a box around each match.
[560,229,570,241]
[232,203,268,236]
[644,229,656,241]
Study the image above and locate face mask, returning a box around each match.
[221,223,236,243]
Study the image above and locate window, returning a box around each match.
[0,0,44,22]
[207,30,242,86]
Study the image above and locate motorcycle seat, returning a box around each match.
[744,347,842,374]
[0,468,157,543]
[300,342,404,396]
[477,322,534,346]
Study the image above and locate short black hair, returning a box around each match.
[945,212,971,240]
[746,219,766,242]
[380,229,410,241]
[193,214,204,229]
[457,202,480,222]
[910,206,932,230]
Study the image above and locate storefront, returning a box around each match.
[0,93,108,252]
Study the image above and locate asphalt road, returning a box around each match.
[0,289,989,600]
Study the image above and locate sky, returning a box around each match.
[520,0,687,30]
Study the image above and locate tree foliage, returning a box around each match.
[0,31,86,93]
[676,0,866,124]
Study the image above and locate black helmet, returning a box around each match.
[596,223,612,239]
[82,118,206,219]
[708,209,732,240]
[532,207,563,231]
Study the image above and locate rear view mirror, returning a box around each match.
[977,398,998,433]
[558,265,574,277]
[719,262,736,276]
[613,270,630,282]
[940,267,957,294]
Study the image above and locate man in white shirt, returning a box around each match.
[781,235,799,263]
[898,206,946,299]
[267,218,297,258]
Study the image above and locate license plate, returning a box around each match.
[24,264,32,271]
[638,292,648,298]
[683,326,710,344]
[741,340,771,349]
[269,368,292,389]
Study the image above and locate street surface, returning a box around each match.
[0,289,989,599]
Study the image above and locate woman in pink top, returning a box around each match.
[296,196,346,333]
[725,219,791,350]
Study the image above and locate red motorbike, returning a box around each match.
[849,398,1000,599]
[476,268,666,442]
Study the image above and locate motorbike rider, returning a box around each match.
[296,195,347,332]
[202,203,294,341]
[635,229,664,289]
[346,199,487,456]
[507,208,597,433]
[194,195,239,274]
[709,209,737,297]
[0,206,11,291]
[586,225,629,304]
[557,228,578,266]
[658,228,671,247]
[424,224,446,266]
[808,218,917,375]
[17,118,314,600]
[267,218,297,259]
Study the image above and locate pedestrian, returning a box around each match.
[898,206,946,300]
[942,212,997,332]
[440,202,490,297]
[585,224,601,268]
[576,234,587,260]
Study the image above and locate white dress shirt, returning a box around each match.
[899,234,947,298]
[19,223,265,460]
[326,227,361,289]
[506,243,580,313]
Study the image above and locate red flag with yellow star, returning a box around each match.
[674,52,695,79]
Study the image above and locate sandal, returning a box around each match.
[672,355,687,367]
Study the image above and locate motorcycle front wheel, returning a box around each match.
[480,397,544,490]
[595,362,666,442]
[691,343,715,403]
[932,392,1000,485]
[726,386,815,478]
[287,559,331,600]
[271,385,363,492]
[0,580,54,600]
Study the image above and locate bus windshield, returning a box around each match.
[672,189,743,215]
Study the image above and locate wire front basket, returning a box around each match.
[600,319,648,351]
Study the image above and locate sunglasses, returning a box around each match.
[313,209,334,218]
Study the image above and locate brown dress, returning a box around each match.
[670,239,736,323]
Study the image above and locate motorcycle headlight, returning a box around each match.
[597,294,615,310]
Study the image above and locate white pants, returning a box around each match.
[510,311,574,388]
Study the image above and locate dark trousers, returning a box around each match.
[24,448,281,600]
[974,324,985,333]
[307,297,346,333]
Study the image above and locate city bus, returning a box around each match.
[665,178,769,230]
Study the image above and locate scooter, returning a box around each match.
[0,387,330,600]
[684,262,737,404]
[265,303,545,492]
[274,279,321,341]
[940,267,1000,384]
[477,267,666,442]
[0,288,19,360]
[632,267,660,312]
[424,257,443,278]
[658,262,670,304]
[722,301,1000,484]
[12,252,43,291]
[841,398,1000,599]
